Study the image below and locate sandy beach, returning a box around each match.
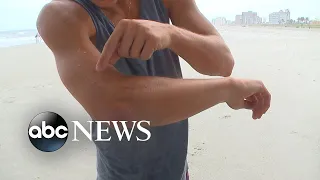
[1,26,320,180]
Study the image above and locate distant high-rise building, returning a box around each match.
[256,16,262,24]
[213,17,227,26]
[269,9,290,24]
[235,15,242,25]
[235,11,261,25]
[269,12,279,24]
[242,11,258,25]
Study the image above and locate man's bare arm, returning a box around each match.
[164,0,234,76]
[37,2,259,126]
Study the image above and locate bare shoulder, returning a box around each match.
[161,0,193,10]
[37,0,94,53]
[37,0,87,34]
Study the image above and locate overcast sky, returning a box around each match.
[0,0,319,31]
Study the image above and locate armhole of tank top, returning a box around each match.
[155,0,170,24]
[73,1,99,46]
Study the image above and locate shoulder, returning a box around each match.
[37,0,95,52]
[38,0,87,24]
[161,0,194,10]
[37,0,95,42]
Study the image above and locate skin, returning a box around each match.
[96,0,235,76]
[36,0,271,126]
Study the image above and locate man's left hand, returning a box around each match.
[96,19,173,71]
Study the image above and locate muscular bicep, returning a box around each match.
[37,2,123,119]
[37,2,99,85]
[166,0,220,36]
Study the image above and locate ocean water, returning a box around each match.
[0,29,42,48]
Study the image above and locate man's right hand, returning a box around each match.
[226,78,271,120]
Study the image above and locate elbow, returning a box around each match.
[196,39,235,77]
[219,54,234,77]
[216,44,235,77]
[212,40,235,77]
[200,53,235,77]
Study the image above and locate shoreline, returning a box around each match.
[0,40,44,48]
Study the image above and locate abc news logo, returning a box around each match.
[28,112,151,152]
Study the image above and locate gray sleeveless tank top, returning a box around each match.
[74,0,188,179]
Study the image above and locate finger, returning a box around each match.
[118,24,136,58]
[109,51,121,65]
[256,93,265,119]
[260,94,266,118]
[245,95,258,108]
[245,95,259,120]
[130,31,146,58]
[96,21,127,71]
[245,95,257,103]
[261,89,271,115]
[254,86,271,119]
[140,38,156,60]
[251,94,260,119]
[244,99,255,110]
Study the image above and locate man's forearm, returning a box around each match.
[93,72,232,126]
[168,25,234,76]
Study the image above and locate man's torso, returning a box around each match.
[71,0,189,179]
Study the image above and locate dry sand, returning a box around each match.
[0,26,320,180]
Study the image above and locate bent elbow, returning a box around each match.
[220,56,234,77]
[218,45,235,77]
[200,55,234,77]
